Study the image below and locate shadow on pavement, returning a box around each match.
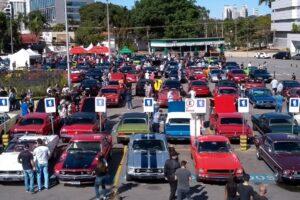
[107,148,124,185]
[117,182,139,195]
[191,185,208,200]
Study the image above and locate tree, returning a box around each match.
[27,11,46,37]
[259,0,275,8]
[52,23,65,32]
[292,23,300,33]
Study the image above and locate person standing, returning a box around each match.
[189,89,196,99]
[33,138,50,191]
[152,110,162,133]
[292,73,296,81]
[18,144,35,194]
[277,82,283,94]
[253,184,268,200]
[164,151,180,200]
[94,154,109,200]
[126,89,133,110]
[237,174,255,200]
[175,160,192,200]
[270,78,278,94]
[274,92,284,113]
[167,90,174,103]
[21,98,30,117]
[225,176,238,200]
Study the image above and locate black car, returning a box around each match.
[135,79,154,96]
[224,62,239,69]
[249,69,272,83]
[273,51,291,60]
[85,69,102,81]
[78,79,101,96]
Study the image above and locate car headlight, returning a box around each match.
[283,170,293,176]
[127,167,135,174]
[198,168,205,174]
[236,168,243,174]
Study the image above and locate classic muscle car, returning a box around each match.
[252,112,299,135]
[0,135,59,181]
[279,80,300,97]
[254,133,300,182]
[227,69,248,83]
[100,86,124,107]
[244,79,265,90]
[191,135,244,182]
[10,113,59,137]
[115,112,150,143]
[54,133,112,184]
[126,134,169,181]
[70,70,85,83]
[157,88,182,107]
[249,69,272,83]
[188,80,210,97]
[78,79,101,96]
[209,69,226,83]
[245,88,275,108]
[213,86,239,100]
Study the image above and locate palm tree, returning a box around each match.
[259,0,275,8]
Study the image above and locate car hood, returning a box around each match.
[273,153,300,170]
[128,150,169,168]
[218,125,246,133]
[252,96,275,102]
[103,93,119,99]
[12,124,44,132]
[63,151,97,169]
[0,152,22,171]
[198,152,241,169]
[165,125,190,135]
[117,124,149,133]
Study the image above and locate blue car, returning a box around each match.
[246,88,276,108]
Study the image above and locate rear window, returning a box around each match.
[231,70,245,74]
[19,118,44,125]
[270,118,291,125]
[169,118,190,124]
[122,118,146,124]
[192,81,206,86]
[65,116,95,125]
[132,140,165,151]
[220,118,243,125]
[198,141,230,152]
[69,141,101,152]
[219,88,236,95]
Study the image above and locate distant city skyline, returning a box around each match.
[96,0,271,19]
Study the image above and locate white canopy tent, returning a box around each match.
[85,43,94,51]
[8,48,41,70]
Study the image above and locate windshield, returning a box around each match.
[6,140,37,152]
[221,118,243,125]
[198,141,230,152]
[284,81,300,87]
[169,118,190,124]
[232,70,245,74]
[108,81,119,86]
[211,70,222,74]
[66,116,95,125]
[274,141,300,153]
[192,81,206,86]
[132,140,165,151]
[122,118,146,124]
[101,89,117,94]
[82,80,97,86]
[270,118,292,125]
[254,70,268,74]
[164,81,180,89]
[219,89,236,95]
[253,89,272,96]
[68,141,101,152]
[19,118,44,125]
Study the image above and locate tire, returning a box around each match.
[256,150,262,160]
[126,173,133,182]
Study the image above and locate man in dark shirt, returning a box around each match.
[164,151,180,200]
[237,174,255,200]
[17,144,35,193]
[175,160,192,200]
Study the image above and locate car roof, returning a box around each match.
[197,135,229,142]
[122,112,148,119]
[167,112,192,118]
[261,112,291,119]
[266,133,300,142]
[130,133,166,140]
[101,86,119,89]
[71,133,107,142]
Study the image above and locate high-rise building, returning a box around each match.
[240,5,248,18]
[223,5,249,20]
[29,0,93,24]
[223,5,233,20]
[8,0,28,18]
[232,6,239,19]
[271,0,300,54]
[252,8,259,16]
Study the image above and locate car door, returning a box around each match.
[260,137,271,162]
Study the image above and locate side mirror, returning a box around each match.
[203,121,210,128]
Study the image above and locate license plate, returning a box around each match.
[67,181,81,185]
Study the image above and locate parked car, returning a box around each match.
[251,112,299,135]
[215,80,238,89]
[0,135,59,181]
[85,68,102,81]
[191,135,244,182]
[70,70,85,83]
[245,88,276,108]
[273,51,291,60]
[157,88,182,107]
[291,54,300,60]
[189,80,210,97]
[213,86,239,100]
[78,79,101,96]
[254,52,271,59]
[126,134,169,181]
[244,79,265,90]
[54,133,112,184]
[254,133,300,183]
[279,80,300,97]
[114,112,150,143]
[227,69,248,83]
[209,69,226,83]
[249,69,272,83]
[100,86,124,107]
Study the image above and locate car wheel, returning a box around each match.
[126,173,133,182]
[274,170,282,183]
[256,150,262,160]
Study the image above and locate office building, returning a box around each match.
[252,8,259,16]
[223,5,249,20]
[271,0,300,54]
[240,5,248,18]
[29,0,93,24]
[223,5,233,20]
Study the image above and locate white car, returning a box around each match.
[0,113,19,137]
[254,52,271,59]
[0,135,59,181]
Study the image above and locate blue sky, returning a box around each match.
[96,0,271,19]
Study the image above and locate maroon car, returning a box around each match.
[255,133,300,183]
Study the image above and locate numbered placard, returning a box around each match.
[238,98,249,113]
[185,98,206,114]
[95,97,106,113]
[0,97,9,113]
[289,98,300,113]
[143,98,154,113]
[44,98,56,113]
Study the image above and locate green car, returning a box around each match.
[115,112,150,143]
[244,66,258,76]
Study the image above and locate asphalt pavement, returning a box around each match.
[1,57,300,200]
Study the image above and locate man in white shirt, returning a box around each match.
[277,82,283,94]
[145,71,150,80]
[167,90,174,102]
[189,89,196,99]
[248,62,252,67]
[33,138,50,191]
[271,78,278,94]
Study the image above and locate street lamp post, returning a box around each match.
[8,3,13,54]
[106,0,111,62]
[64,0,71,89]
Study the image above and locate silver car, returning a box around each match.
[126,134,170,181]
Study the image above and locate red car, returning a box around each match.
[244,79,265,90]
[60,112,100,141]
[110,72,126,83]
[189,80,210,97]
[70,70,85,83]
[190,70,207,81]
[126,70,141,83]
[54,133,112,184]
[213,86,239,100]
[191,135,244,182]
[99,86,124,107]
[10,113,59,137]
[227,69,248,83]
[157,89,182,107]
[285,87,300,100]
[209,112,253,140]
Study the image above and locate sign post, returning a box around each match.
[238,98,249,151]
[143,98,154,129]
[95,97,107,131]
[44,98,56,135]
[289,98,300,134]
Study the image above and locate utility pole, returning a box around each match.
[234,20,237,44]
[7,3,13,54]
[146,26,150,54]
[64,0,71,89]
[221,22,224,38]
[106,0,111,62]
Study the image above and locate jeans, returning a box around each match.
[36,163,49,190]
[127,100,133,109]
[95,176,108,199]
[168,180,177,200]
[24,170,34,192]
[276,104,283,112]
[152,123,160,133]
[177,188,191,200]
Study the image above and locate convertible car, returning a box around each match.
[54,133,112,185]
[126,134,169,181]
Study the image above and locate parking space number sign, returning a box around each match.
[0,97,9,113]
[144,98,154,113]
[238,98,249,113]
[95,97,106,113]
[44,98,56,113]
[289,98,300,113]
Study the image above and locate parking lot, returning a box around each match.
[0,57,300,200]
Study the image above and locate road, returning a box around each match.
[0,57,300,200]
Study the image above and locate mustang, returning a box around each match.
[10,113,59,137]
[191,135,243,182]
[209,69,226,83]
[70,70,85,83]
[54,133,112,185]
[213,86,239,100]
[227,69,248,83]
[189,80,210,97]
[126,134,169,181]
[245,88,275,108]
[249,69,272,83]
[252,112,299,135]
[157,88,182,107]
[100,86,124,107]
[0,135,59,181]
[255,133,300,183]
[279,80,300,97]
[208,112,253,140]
[115,112,150,143]
[164,111,191,141]
[244,79,265,90]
